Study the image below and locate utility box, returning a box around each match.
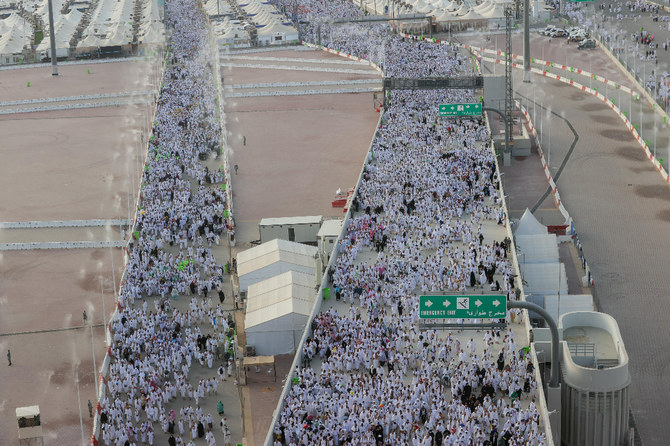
[259,216,323,244]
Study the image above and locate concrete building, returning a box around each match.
[560,311,631,446]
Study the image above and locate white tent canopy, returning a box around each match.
[37,9,83,51]
[481,3,506,18]
[0,13,32,55]
[246,270,316,315]
[474,0,494,12]
[515,209,547,236]
[544,294,594,325]
[238,238,317,291]
[245,271,317,355]
[515,234,559,264]
[522,262,568,296]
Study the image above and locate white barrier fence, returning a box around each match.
[0,219,132,229]
[0,241,127,251]
[0,91,157,107]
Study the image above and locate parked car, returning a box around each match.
[578,38,596,50]
[568,32,588,42]
[553,29,568,38]
[541,26,558,36]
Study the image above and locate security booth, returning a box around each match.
[16,405,43,446]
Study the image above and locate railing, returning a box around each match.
[567,342,596,358]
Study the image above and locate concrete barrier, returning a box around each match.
[0,240,127,251]
[0,91,157,107]
[0,219,132,229]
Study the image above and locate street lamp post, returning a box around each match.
[76,368,85,446]
[100,278,106,337]
[47,0,58,75]
[90,324,98,394]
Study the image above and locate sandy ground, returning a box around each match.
[0,105,150,223]
[0,60,157,102]
[225,55,381,245]
[0,59,158,446]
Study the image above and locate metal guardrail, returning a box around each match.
[567,342,596,358]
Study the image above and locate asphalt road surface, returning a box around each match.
[463,29,670,446]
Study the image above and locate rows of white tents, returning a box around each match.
[77,0,164,50]
[0,0,165,65]
[238,238,319,356]
[0,13,32,64]
[368,0,553,30]
[203,0,297,49]
[514,210,593,324]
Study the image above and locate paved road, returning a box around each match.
[463,29,670,446]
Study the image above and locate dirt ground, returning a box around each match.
[0,59,157,446]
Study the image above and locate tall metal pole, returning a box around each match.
[76,368,85,446]
[90,325,98,394]
[110,247,117,299]
[47,0,58,76]
[523,0,530,83]
[100,278,107,341]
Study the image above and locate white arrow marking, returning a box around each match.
[443,299,451,308]
[492,299,500,307]
[475,299,483,307]
[424,300,433,308]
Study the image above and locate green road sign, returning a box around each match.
[439,102,482,117]
[419,294,507,319]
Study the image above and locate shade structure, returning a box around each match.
[245,271,317,355]
[238,238,317,291]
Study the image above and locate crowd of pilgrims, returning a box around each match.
[90,0,552,442]
[267,0,547,445]
[96,0,235,445]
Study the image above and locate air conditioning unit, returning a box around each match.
[245,345,255,356]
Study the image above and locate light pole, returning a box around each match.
[548,108,551,169]
[654,108,658,158]
[90,324,98,395]
[47,0,58,75]
[76,368,85,446]
[109,247,117,300]
[100,278,107,338]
